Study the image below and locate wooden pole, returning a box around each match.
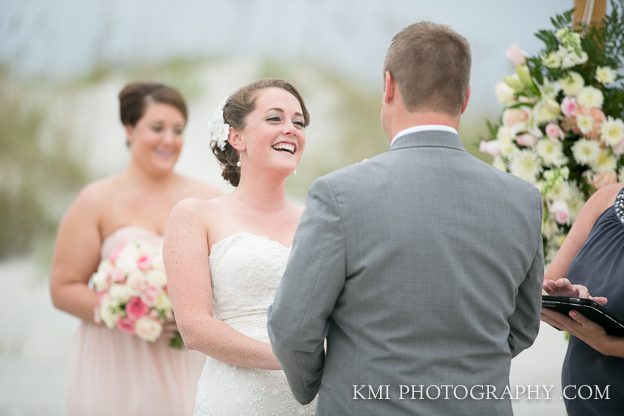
[573,0,607,27]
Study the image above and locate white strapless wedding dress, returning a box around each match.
[194,232,316,416]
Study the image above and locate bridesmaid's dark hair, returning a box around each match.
[211,79,310,187]
[119,82,188,129]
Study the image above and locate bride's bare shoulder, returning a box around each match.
[169,195,230,227]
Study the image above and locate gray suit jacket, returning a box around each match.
[268,131,544,416]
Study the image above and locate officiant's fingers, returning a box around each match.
[541,309,567,331]
[591,296,608,305]
[568,311,606,335]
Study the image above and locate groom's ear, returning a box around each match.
[460,86,471,114]
[383,71,395,104]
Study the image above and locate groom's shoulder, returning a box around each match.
[316,154,386,187]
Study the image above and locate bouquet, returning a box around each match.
[92,239,184,348]
[480,1,624,261]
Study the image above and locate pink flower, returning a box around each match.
[505,43,527,65]
[126,296,149,321]
[589,171,617,189]
[517,133,538,147]
[545,123,564,140]
[137,255,152,271]
[479,140,501,156]
[561,97,577,118]
[140,285,161,307]
[116,317,136,334]
[577,106,606,140]
[502,108,530,128]
[612,138,624,155]
[561,117,581,134]
[550,200,570,225]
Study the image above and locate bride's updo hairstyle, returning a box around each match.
[211,79,310,187]
[119,82,188,146]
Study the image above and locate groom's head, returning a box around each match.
[382,22,471,133]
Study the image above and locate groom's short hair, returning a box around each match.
[384,21,471,115]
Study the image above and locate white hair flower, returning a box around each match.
[208,98,230,151]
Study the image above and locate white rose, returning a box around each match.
[145,269,167,287]
[134,317,163,342]
[92,270,110,292]
[99,299,122,329]
[115,244,141,275]
[108,284,134,303]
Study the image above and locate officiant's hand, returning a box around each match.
[541,308,624,357]
[542,278,608,305]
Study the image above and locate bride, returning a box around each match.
[163,79,316,415]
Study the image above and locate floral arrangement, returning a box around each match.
[92,240,183,348]
[480,1,624,261]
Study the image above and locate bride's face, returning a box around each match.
[236,87,306,175]
[126,102,185,177]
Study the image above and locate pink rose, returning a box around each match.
[561,97,578,118]
[517,133,538,147]
[140,285,161,307]
[550,200,570,225]
[479,140,501,156]
[545,123,564,140]
[612,138,624,155]
[116,317,136,334]
[137,255,152,271]
[590,171,617,189]
[126,296,149,321]
[505,43,527,65]
[502,108,530,128]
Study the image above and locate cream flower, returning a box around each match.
[591,149,617,173]
[509,150,540,183]
[576,114,594,135]
[600,117,624,147]
[572,139,601,165]
[495,82,515,104]
[134,316,163,342]
[576,86,604,109]
[492,156,507,172]
[146,269,168,287]
[496,126,514,144]
[595,66,617,85]
[479,140,501,156]
[536,139,567,166]
[558,72,584,96]
[542,51,561,69]
[534,98,560,124]
[109,284,134,303]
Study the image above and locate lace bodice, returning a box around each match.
[209,232,291,342]
[195,232,316,415]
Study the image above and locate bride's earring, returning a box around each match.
[236,161,241,167]
[293,169,297,175]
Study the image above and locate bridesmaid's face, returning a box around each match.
[126,102,185,176]
[235,87,306,175]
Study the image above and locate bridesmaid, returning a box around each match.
[50,82,221,415]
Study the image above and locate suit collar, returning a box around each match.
[389,130,466,152]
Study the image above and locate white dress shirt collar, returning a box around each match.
[390,125,459,147]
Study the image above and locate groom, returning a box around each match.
[268,21,543,415]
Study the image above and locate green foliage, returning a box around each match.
[0,74,88,259]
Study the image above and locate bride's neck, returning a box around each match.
[233,169,288,212]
